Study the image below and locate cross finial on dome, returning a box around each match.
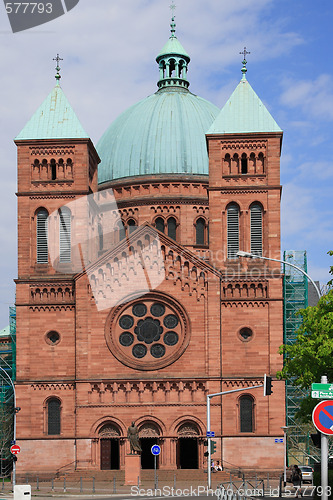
[53,53,63,84]
[170,1,176,37]
[239,47,250,80]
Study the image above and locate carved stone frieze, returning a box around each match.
[31,383,74,391]
[222,281,268,299]
[223,379,262,388]
[88,379,207,405]
[220,140,267,151]
[30,283,74,304]
[139,423,160,437]
[30,147,75,156]
[29,305,75,312]
[178,423,200,436]
[221,301,268,308]
[99,425,121,437]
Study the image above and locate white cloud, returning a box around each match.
[280,74,333,120]
[0,0,330,326]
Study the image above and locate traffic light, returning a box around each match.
[210,440,217,455]
[264,374,273,396]
[204,440,209,457]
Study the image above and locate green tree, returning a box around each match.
[278,252,333,421]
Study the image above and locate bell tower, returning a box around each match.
[15,58,100,279]
[206,52,283,272]
[14,59,99,392]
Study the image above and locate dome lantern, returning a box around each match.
[156,16,190,90]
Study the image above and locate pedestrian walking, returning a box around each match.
[291,465,302,497]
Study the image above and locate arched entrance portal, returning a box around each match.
[177,422,199,469]
[99,424,121,470]
[139,423,161,469]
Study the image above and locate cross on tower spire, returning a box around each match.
[53,54,63,84]
[239,47,250,80]
[169,1,176,36]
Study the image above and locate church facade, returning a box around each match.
[14,20,285,473]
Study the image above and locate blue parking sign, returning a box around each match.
[151,445,161,455]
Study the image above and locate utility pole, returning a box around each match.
[206,382,267,489]
[0,367,17,490]
[321,375,329,500]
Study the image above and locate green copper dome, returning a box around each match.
[97,88,219,183]
[97,19,219,184]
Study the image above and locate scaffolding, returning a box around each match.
[0,307,16,477]
[283,251,329,464]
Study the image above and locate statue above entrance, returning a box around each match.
[127,421,142,454]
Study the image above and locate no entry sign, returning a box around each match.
[312,400,333,435]
[10,444,21,455]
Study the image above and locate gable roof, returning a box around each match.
[207,78,282,135]
[74,222,220,311]
[16,85,89,140]
[78,222,220,278]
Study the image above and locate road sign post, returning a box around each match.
[312,376,332,500]
[312,383,333,399]
[10,444,20,455]
[151,445,161,490]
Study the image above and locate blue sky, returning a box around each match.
[0,0,332,327]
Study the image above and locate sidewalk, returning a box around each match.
[0,476,285,499]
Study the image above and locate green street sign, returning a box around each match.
[311,383,333,399]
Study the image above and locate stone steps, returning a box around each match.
[56,469,230,483]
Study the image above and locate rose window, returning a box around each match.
[105,295,189,370]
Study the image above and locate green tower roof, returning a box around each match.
[207,76,282,135]
[16,84,89,140]
[157,34,189,60]
[156,16,189,61]
[0,325,9,337]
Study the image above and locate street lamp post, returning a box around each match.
[281,426,289,486]
[236,251,321,299]
[237,251,327,497]
[0,366,17,489]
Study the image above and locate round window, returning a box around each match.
[45,331,60,345]
[239,327,253,341]
[105,294,190,370]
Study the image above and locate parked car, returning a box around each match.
[286,465,314,484]
[299,465,314,484]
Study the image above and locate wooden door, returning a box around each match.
[100,439,111,470]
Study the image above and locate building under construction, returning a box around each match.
[0,307,16,477]
[282,250,330,465]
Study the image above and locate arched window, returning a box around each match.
[98,223,103,251]
[37,209,48,264]
[59,207,71,263]
[196,218,205,245]
[127,219,137,234]
[241,153,248,174]
[227,204,239,259]
[117,220,126,241]
[169,58,176,77]
[167,217,177,241]
[250,204,263,256]
[51,159,57,180]
[155,217,165,234]
[240,395,254,432]
[47,398,61,435]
